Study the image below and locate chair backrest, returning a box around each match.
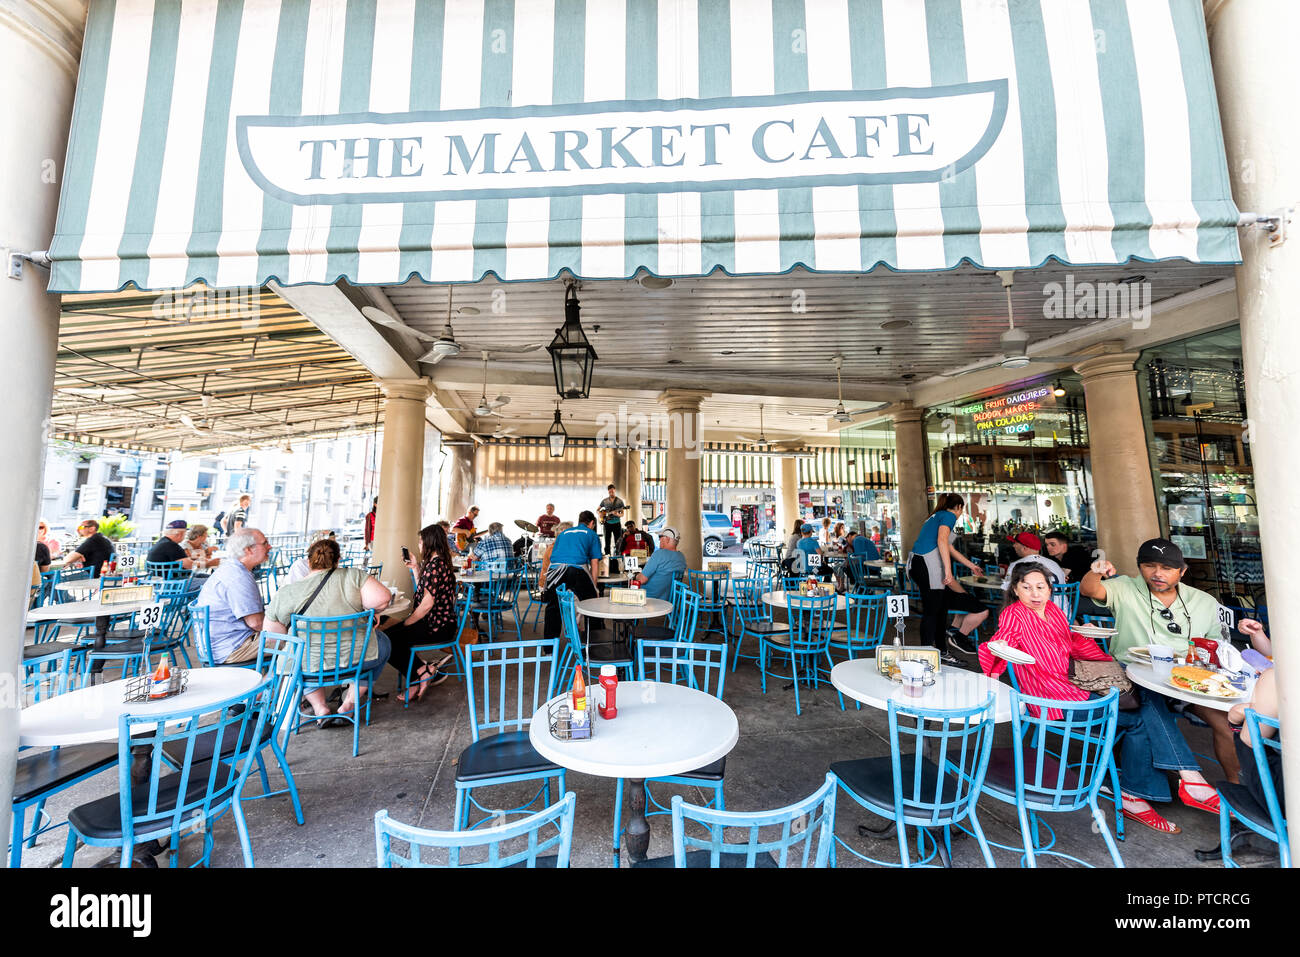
[842,592,889,655]
[483,563,524,604]
[1051,581,1081,620]
[375,792,576,867]
[365,563,383,579]
[733,577,775,627]
[887,694,996,827]
[21,648,80,708]
[674,588,702,641]
[254,631,308,753]
[683,568,728,609]
[1006,688,1119,812]
[36,569,60,606]
[188,600,217,667]
[670,773,837,868]
[637,639,727,696]
[117,676,272,847]
[1243,708,1287,850]
[154,577,193,636]
[145,560,187,580]
[464,638,560,742]
[289,610,376,686]
[784,593,837,651]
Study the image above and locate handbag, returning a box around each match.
[1069,658,1140,711]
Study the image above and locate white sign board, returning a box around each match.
[887,595,910,618]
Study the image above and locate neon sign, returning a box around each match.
[958,385,1052,435]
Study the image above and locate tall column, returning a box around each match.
[0,0,85,862]
[659,389,711,568]
[1207,0,1300,860]
[1074,352,1160,576]
[893,407,931,559]
[626,449,643,524]
[441,444,475,521]
[611,449,628,509]
[775,455,800,540]
[373,379,432,599]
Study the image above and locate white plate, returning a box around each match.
[1126,646,1152,663]
[986,640,1036,665]
[1072,624,1118,638]
[1167,676,1247,702]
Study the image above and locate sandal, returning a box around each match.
[1178,780,1221,815]
[1122,805,1181,834]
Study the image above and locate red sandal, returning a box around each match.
[1178,781,1221,815]
[1122,805,1181,834]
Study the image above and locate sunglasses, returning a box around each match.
[1153,606,1189,635]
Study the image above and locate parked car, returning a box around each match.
[646,512,741,557]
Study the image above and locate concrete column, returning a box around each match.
[611,449,628,509]
[659,389,711,568]
[373,379,432,599]
[441,444,475,521]
[1207,0,1300,860]
[1074,352,1160,576]
[774,455,800,541]
[0,0,85,863]
[893,406,931,559]
[626,449,643,524]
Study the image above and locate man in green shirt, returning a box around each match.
[1082,537,1239,792]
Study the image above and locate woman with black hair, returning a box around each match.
[381,523,458,703]
[907,493,988,662]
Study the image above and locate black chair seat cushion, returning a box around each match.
[161,718,274,766]
[1218,782,1277,833]
[633,849,778,868]
[13,744,118,802]
[87,637,152,656]
[455,732,561,783]
[830,755,962,815]
[657,756,725,783]
[587,642,634,665]
[981,744,1081,799]
[745,621,790,636]
[635,625,675,641]
[68,760,219,840]
[108,628,148,641]
[23,641,83,660]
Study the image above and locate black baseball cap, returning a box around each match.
[1137,538,1186,569]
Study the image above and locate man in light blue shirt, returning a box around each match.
[195,526,270,663]
[635,527,688,603]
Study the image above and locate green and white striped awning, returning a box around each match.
[49,0,1240,293]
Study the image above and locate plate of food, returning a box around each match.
[986,640,1035,665]
[1168,665,1246,701]
[1072,623,1119,639]
[1126,646,1152,663]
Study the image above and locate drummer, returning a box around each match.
[536,504,561,538]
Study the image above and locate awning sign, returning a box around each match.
[239,83,1006,204]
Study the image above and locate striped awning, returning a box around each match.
[49,0,1240,293]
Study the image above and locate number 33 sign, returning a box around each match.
[138,602,165,631]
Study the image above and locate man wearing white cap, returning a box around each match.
[634,527,687,603]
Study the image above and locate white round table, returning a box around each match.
[456,571,491,584]
[529,680,738,864]
[762,590,850,612]
[958,575,1004,591]
[20,666,265,747]
[1123,660,1242,712]
[56,580,102,598]
[597,574,634,586]
[830,656,1013,723]
[26,595,155,624]
[576,596,674,621]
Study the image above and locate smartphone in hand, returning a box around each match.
[401,546,411,562]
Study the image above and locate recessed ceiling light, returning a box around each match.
[881,319,911,330]
[458,306,480,316]
[640,276,674,290]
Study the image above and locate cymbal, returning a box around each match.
[515,519,539,533]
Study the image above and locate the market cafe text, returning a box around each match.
[958,387,1053,436]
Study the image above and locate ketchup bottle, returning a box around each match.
[598,665,618,719]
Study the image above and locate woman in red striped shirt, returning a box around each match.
[979,563,1211,835]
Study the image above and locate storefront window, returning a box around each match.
[1139,328,1261,609]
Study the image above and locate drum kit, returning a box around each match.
[514,519,541,561]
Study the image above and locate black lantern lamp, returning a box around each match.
[547,403,567,457]
[547,285,598,399]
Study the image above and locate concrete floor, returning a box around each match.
[20,608,1281,869]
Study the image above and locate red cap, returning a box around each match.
[1008,531,1043,551]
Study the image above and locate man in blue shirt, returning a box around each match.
[543,511,604,639]
[795,524,830,578]
[848,530,881,561]
[195,526,271,663]
[635,527,688,603]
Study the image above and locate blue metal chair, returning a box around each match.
[555,587,637,682]
[10,650,119,868]
[634,578,688,642]
[830,695,998,868]
[289,610,376,758]
[522,561,547,630]
[365,562,383,579]
[977,688,1124,867]
[376,792,576,868]
[634,773,837,869]
[684,568,729,643]
[831,592,889,661]
[403,606,472,709]
[1077,615,1118,652]
[35,569,60,606]
[731,576,789,673]
[467,561,524,641]
[985,563,1001,576]
[760,593,841,716]
[62,674,273,868]
[1218,709,1288,867]
[144,560,187,580]
[454,638,566,831]
[1052,581,1081,621]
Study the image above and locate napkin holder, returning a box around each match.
[609,587,646,606]
[876,645,942,676]
[796,582,834,597]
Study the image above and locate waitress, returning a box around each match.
[907,493,987,661]
[542,511,604,641]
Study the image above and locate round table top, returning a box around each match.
[19,666,265,747]
[1123,660,1242,712]
[456,571,492,584]
[958,576,1004,591]
[763,590,850,612]
[56,580,102,597]
[26,595,155,623]
[830,656,1014,722]
[576,596,674,620]
[382,594,413,619]
[528,680,738,779]
[597,574,635,584]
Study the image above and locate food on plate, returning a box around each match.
[1169,665,1242,698]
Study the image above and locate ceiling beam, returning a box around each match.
[269,280,422,381]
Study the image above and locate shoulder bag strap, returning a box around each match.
[296,568,336,617]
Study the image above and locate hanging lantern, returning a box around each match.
[547,406,567,458]
[547,285,598,399]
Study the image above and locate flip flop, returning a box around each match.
[1122,805,1181,834]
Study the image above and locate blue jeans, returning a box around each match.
[1113,687,1201,802]
[357,632,391,688]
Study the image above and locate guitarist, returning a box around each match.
[597,484,626,556]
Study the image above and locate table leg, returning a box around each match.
[626,778,650,862]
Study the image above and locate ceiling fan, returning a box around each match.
[178,412,253,440]
[471,351,513,417]
[361,287,544,365]
[736,405,800,449]
[938,271,1094,378]
[786,355,881,422]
